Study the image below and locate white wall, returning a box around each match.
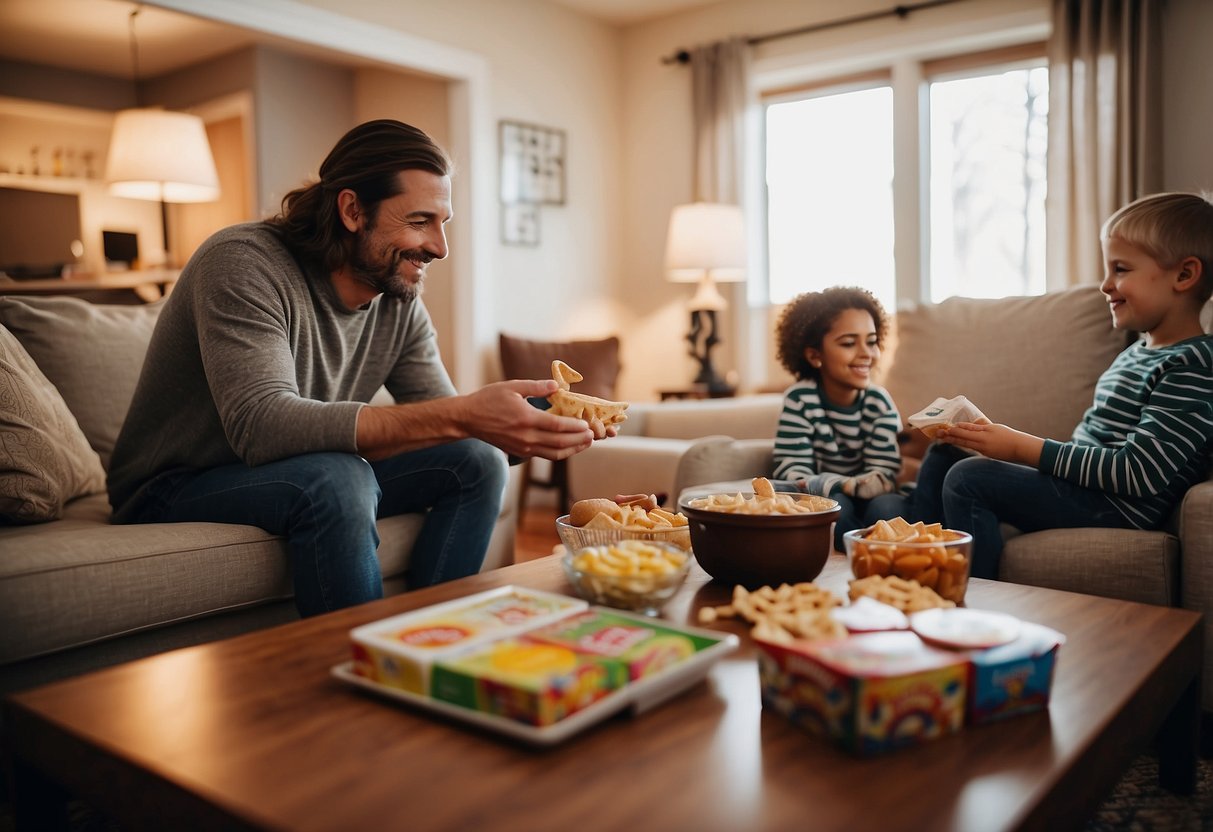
[284,0,625,389]
[1162,0,1213,193]
[354,68,456,375]
[253,47,355,218]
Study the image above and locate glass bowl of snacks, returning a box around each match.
[556,495,692,553]
[678,477,840,588]
[843,517,972,606]
[561,539,692,616]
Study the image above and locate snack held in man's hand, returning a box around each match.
[546,360,628,438]
[907,395,991,439]
[687,476,837,515]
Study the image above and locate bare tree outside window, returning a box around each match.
[928,66,1048,302]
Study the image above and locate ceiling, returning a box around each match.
[0,0,729,79]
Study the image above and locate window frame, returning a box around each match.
[755,40,1049,310]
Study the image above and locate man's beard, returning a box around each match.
[348,230,429,303]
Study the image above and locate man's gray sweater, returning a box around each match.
[107,222,455,519]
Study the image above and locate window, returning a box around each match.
[763,45,1048,308]
[765,84,896,311]
[928,64,1048,302]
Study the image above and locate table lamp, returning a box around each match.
[104,6,219,268]
[664,202,746,393]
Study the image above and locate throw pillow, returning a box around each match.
[881,285,1129,442]
[0,296,162,469]
[0,324,106,523]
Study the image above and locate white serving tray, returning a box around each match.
[332,607,739,746]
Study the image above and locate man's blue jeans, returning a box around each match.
[127,439,507,616]
[868,444,1132,579]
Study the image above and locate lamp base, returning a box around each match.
[686,309,734,394]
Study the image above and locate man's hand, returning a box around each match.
[459,380,597,461]
[937,422,1044,467]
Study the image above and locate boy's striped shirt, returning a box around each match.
[1040,335,1213,528]
[772,380,902,496]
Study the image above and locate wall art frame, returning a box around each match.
[499,120,566,206]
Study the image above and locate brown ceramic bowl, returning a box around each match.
[678,493,841,588]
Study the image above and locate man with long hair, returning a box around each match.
[108,120,599,616]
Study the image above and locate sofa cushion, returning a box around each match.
[0,497,424,664]
[0,325,106,523]
[0,296,162,469]
[1001,528,1179,606]
[637,394,783,441]
[882,285,1128,441]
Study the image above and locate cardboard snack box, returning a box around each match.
[966,620,1064,725]
[349,586,587,694]
[430,638,628,726]
[756,630,967,756]
[524,609,719,681]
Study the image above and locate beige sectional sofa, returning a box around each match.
[0,296,519,696]
[577,285,1213,716]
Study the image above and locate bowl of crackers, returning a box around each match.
[556,495,692,553]
[562,539,692,616]
[843,517,972,606]
[678,477,840,588]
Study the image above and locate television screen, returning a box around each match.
[0,187,83,279]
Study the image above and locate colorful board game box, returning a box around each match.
[966,621,1064,725]
[349,587,586,694]
[524,609,719,681]
[430,638,628,726]
[756,630,967,756]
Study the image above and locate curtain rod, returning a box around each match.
[660,0,969,65]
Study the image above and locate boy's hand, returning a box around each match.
[938,422,1045,467]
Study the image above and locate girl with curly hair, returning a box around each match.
[772,286,902,549]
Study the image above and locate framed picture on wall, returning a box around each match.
[501,202,541,246]
[499,120,566,205]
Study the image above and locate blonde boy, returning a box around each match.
[871,192,1213,578]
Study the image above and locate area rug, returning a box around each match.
[1084,752,1213,831]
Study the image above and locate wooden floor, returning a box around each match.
[513,503,562,563]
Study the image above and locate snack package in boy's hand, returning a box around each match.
[908,395,991,439]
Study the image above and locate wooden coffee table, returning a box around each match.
[4,555,1200,831]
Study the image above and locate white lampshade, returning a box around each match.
[105,109,220,203]
[664,202,746,284]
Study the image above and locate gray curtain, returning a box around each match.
[1046,0,1163,287]
[690,37,750,204]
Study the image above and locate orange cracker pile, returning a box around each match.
[850,517,969,605]
[697,582,845,644]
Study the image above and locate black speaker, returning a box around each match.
[103,230,139,267]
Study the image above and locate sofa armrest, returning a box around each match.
[621,395,783,441]
[672,437,775,503]
[1179,478,1213,696]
